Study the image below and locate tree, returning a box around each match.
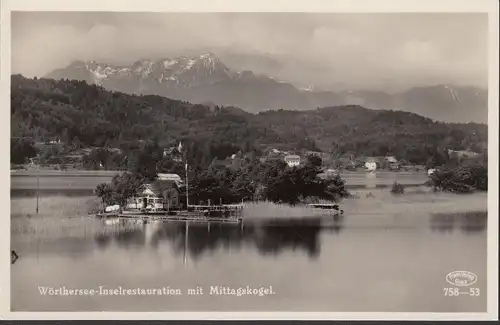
[429,165,487,193]
[324,175,349,201]
[426,157,437,169]
[71,136,82,150]
[94,183,113,208]
[109,172,143,207]
[445,151,461,169]
[257,157,348,205]
[61,128,70,144]
[127,147,158,181]
[83,148,108,170]
[39,144,63,165]
[263,168,301,205]
[306,154,322,169]
[11,137,37,164]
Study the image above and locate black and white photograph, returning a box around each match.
[2,0,498,319]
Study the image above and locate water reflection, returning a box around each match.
[245,218,323,258]
[94,217,337,259]
[91,210,487,262]
[365,172,377,189]
[330,214,345,233]
[429,211,487,234]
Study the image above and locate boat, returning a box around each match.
[308,203,344,214]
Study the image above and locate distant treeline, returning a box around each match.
[11,75,487,168]
[429,165,488,193]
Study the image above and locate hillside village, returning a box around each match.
[15,135,484,176]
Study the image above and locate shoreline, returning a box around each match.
[10,169,427,177]
[10,183,429,197]
[10,170,429,193]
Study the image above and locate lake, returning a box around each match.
[10,186,488,312]
[10,170,430,197]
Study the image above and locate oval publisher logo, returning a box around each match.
[446,271,478,287]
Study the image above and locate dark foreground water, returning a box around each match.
[11,191,487,312]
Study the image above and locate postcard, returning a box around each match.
[1,0,498,321]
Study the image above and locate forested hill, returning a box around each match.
[11,75,487,166]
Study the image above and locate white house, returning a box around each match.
[427,168,436,176]
[364,161,377,172]
[284,154,301,167]
[127,179,181,211]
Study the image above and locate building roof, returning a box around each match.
[385,156,398,163]
[158,173,182,181]
[143,180,179,197]
[284,154,301,159]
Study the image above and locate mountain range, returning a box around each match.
[46,52,488,124]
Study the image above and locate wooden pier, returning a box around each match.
[91,204,244,224]
[118,214,242,223]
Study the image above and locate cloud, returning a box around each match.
[11,12,488,91]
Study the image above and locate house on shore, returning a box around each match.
[127,177,182,211]
[385,156,398,163]
[385,156,400,170]
[388,162,400,170]
[448,149,480,159]
[364,159,377,172]
[284,154,301,167]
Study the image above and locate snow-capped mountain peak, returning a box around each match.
[55,52,235,88]
[45,54,487,123]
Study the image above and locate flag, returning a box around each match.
[178,142,183,152]
[185,163,188,171]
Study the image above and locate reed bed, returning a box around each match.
[12,215,143,240]
[11,195,101,219]
[241,188,487,220]
[10,195,141,241]
[242,201,332,220]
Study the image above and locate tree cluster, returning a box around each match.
[94,172,143,208]
[429,165,488,193]
[189,154,349,205]
[11,137,37,164]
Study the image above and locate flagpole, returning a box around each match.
[185,162,189,210]
[183,141,188,210]
[36,155,40,214]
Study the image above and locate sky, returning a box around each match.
[11,12,488,92]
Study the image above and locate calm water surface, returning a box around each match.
[10,171,429,193]
[11,189,487,312]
